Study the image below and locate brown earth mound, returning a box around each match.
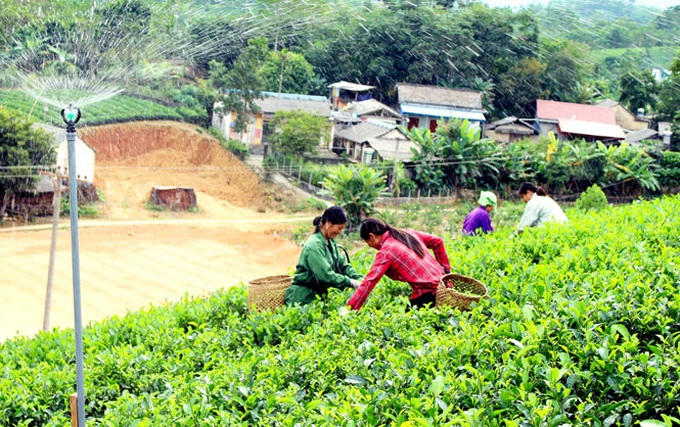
[80,121,269,215]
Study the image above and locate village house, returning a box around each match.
[9,124,97,216]
[535,99,626,143]
[594,99,649,132]
[212,91,331,148]
[333,98,403,125]
[328,81,375,112]
[34,123,96,183]
[333,119,417,164]
[395,83,486,132]
[484,116,538,144]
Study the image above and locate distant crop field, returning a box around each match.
[591,45,679,69]
[0,89,183,126]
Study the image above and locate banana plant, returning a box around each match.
[407,127,447,192]
[435,118,504,188]
[320,164,388,229]
[597,141,660,193]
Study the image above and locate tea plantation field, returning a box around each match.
[0,89,182,126]
[1,196,679,426]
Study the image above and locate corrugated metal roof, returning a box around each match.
[328,81,375,92]
[486,116,519,129]
[368,137,417,162]
[493,123,536,135]
[400,103,486,121]
[261,91,327,101]
[341,99,402,118]
[335,121,397,143]
[396,83,483,109]
[256,95,330,116]
[558,119,625,140]
[537,100,616,124]
[626,129,658,142]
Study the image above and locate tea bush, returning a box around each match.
[659,151,680,189]
[575,183,609,211]
[1,196,679,426]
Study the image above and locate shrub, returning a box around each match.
[209,128,248,160]
[575,183,609,211]
[223,138,249,160]
[658,151,680,188]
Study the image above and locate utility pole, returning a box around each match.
[390,138,401,194]
[43,170,61,331]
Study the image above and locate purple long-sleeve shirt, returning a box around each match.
[462,206,493,236]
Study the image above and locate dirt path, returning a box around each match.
[0,121,313,342]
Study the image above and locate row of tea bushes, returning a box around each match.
[1,196,678,426]
[0,89,183,126]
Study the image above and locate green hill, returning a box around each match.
[1,196,679,425]
[591,46,680,71]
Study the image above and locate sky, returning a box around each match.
[483,0,680,9]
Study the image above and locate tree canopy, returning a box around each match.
[0,106,56,218]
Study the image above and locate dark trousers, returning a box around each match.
[409,292,437,310]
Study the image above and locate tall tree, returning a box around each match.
[496,57,547,117]
[0,106,56,219]
[657,52,680,124]
[268,110,330,158]
[618,70,657,114]
[210,38,268,136]
[540,39,591,102]
[258,49,315,94]
[457,5,540,117]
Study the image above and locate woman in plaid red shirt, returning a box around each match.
[347,218,451,311]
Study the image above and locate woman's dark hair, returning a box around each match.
[360,217,426,258]
[313,206,348,232]
[518,182,547,196]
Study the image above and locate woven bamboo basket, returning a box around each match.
[248,275,292,312]
[435,273,488,311]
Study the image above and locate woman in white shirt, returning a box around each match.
[516,183,568,233]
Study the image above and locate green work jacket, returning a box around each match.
[284,231,362,306]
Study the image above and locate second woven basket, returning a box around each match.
[435,273,488,311]
[248,275,292,311]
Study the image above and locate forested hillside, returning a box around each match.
[1,0,678,122]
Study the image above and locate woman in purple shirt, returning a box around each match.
[462,191,497,236]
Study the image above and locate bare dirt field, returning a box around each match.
[1,121,311,342]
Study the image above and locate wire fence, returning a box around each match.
[264,154,676,206]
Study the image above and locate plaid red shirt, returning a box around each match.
[348,229,451,310]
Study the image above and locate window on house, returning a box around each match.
[408,117,419,130]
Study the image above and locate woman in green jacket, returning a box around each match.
[284,206,363,306]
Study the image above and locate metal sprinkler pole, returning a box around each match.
[62,104,86,427]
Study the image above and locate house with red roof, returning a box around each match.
[536,99,626,143]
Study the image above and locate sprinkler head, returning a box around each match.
[61,103,81,131]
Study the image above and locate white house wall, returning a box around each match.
[212,111,231,139]
[56,139,95,183]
